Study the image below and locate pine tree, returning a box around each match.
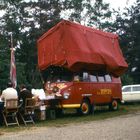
[113,0,140,84]
[0,0,114,87]
[68,0,112,30]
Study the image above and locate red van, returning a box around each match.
[37,20,127,115]
[43,68,122,115]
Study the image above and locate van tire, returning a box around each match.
[79,99,91,115]
[109,100,118,111]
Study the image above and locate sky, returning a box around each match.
[105,0,136,10]
[0,0,136,17]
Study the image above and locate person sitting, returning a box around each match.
[19,84,33,111]
[1,82,18,106]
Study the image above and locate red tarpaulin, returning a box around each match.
[37,20,128,77]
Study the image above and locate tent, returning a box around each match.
[37,20,128,77]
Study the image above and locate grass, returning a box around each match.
[0,103,140,133]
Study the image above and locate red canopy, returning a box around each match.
[37,20,128,76]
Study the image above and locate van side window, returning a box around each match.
[132,86,140,92]
[83,72,89,81]
[105,75,112,82]
[74,75,80,82]
[98,76,105,82]
[122,87,131,92]
[89,75,97,82]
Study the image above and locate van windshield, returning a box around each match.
[42,66,73,82]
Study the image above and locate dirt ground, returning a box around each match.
[0,112,140,140]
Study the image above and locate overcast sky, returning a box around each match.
[0,0,136,17]
[105,0,136,10]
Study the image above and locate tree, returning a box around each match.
[0,0,114,88]
[0,35,10,90]
[68,0,112,30]
[0,0,28,87]
[113,0,140,84]
[0,0,65,87]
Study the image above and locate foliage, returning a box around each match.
[0,0,114,88]
[0,0,139,87]
[0,34,10,90]
[112,0,140,84]
[0,0,63,88]
[121,74,134,86]
[68,0,113,30]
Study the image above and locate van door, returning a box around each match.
[73,81,91,103]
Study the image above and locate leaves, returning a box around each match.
[113,0,140,84]
[0,0,138,87]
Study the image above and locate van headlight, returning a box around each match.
[63,92,70,99]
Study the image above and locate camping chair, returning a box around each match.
[19,98,36,125]
[2,99,19,127]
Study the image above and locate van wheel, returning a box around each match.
[109,100,118,111]
[80,99,91,115]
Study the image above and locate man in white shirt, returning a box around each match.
[1,82,18,106]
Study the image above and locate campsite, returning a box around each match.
[0,103,140,140]
[0,0,140,140]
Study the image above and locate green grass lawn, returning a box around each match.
[0,103,140,133]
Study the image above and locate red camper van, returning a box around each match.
[37,20,128,115]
